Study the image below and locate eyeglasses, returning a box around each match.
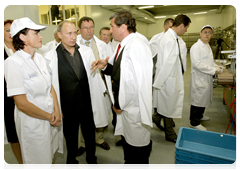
[202,31,213,35]
[81,26,94,30]
[101,33,110,37]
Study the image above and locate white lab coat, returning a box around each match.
[4,50,63,164]
[105,33,153,146]
[150,33,187,70]
[37,39,59,56]
[44,43,110,128]
[149,32,164,58]
[190,39,216,107]
[106,41,115,58]
[152,28,184,118]
[178,37,187,72]
[135,32,151,51]
[77,35,113,107]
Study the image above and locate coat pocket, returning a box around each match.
[195,78,208,89]
[165,77,176,93]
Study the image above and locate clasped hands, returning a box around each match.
[49,111,61,127]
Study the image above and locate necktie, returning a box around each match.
[115,44,121,62]
[176,38,184,75]
[85,41,90,47]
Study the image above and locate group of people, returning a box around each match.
[4,9,222,164]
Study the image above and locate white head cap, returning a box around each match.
[201,25,213,32]
[10,17,47,38]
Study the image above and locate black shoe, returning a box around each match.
[152,119,165,131]
[115,139,123,146]
[97,141,110,150]
[66,158,79,164]
[76,146,86,157]
[166,137,177,143]
[89,162,100,169]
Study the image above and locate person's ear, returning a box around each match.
[57,32,62,39]
[19,34,26,42]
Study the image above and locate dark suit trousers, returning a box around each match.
[121,136,152,164]
[63,110,96,164]
[190,105,205,126]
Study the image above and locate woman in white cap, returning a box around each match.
[4,19,23,164]
[4,17,63,164]
[189,25,222,131]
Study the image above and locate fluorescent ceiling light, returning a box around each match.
[66,18,76,20]
[209,9,218,12]
[194,12,207,15]
[138,6,154,9]
[53,19,62,23]
[173,15,177,17]
[155,16,166,19]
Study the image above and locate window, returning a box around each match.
[38,5,80,26]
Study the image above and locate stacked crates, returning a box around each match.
[175,127,236,164]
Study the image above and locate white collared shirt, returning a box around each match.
[115,33,136,60]
[81,38,93,48]
[168,28,178,39]
[4,43,14,57]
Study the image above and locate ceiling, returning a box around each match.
[101,5,225,24]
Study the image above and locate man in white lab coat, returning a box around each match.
[149,18,174,59]
[151,18,188,132]
[77,17,112,153]
[150,18,174,131]
[91,9,153,164]
[189,25,222,131]
[44,21,110,164]
[99,27,115,57]
[153,14,191,143]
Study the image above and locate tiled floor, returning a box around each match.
[4,53,235,167]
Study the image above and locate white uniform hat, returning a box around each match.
[201,25,213,32]
[10,17,47,38]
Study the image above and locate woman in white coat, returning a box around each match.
[4,17,62,164]
[190,25,221,131]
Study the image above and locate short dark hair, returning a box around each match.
[13,28,29,51]
[172,14,191,27]
[164,18,174,26]
[13,28,40,51]
[109,9,136,33]
[78,16,95,28]
[99,27,110,35]
[4,19,13,26]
